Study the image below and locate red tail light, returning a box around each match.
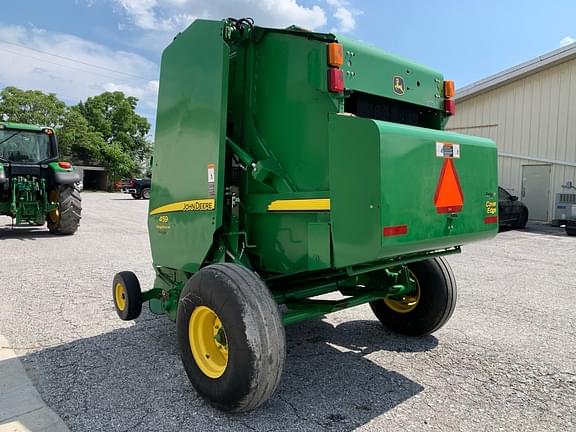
[484,216,498,224]
[383,225,408,236]
[58,161,72,169]
[444,99,456,116]
[328,68,344,92]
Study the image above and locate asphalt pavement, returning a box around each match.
[1,192,575,431]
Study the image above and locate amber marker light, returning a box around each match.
[327,42,344,67]
[444,80,455,98]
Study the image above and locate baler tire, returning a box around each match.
[369,257,457,336]
[112,271,142,321]
[47,184,82,235]
[141,188,151,200]
[176,263,286,413]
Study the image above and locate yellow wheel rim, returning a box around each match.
[48,190,60,224]
[384,272,421,314]
[189,306,228,379]
[115,283,126,312]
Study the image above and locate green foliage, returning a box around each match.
[78,92,152,177]
[0,87,152,178]
[58,107,106,162]
[0,86,66,128]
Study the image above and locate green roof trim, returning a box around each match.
[0,121,51,132]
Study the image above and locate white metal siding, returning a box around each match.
[448,59,576,220]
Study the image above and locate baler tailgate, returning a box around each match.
[148,20,230,272]
[329,114,498,267]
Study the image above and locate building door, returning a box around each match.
[521,165,551,221]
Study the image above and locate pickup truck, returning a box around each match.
[120,177,151,199]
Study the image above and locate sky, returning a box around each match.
[2,0,576,131]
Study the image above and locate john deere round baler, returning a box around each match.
[113,18,498,412]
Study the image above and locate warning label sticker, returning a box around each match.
[207,163,215,197]
[436,142,460,159]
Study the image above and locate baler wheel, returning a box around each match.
[112,271,143,321]
[176,263,286,412]
[369,257,457,336]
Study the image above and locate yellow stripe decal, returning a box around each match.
[267,198,331,212]
[150,199,215,216]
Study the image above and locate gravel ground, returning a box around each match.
[1,192,575,432]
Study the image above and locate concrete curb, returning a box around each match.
[0,336,69,432]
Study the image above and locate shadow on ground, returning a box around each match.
[499,222,569,237]
[109,198,147,201]
[2,314,437,432]
[0,225,59,240]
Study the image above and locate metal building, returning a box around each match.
[448,44,576,223]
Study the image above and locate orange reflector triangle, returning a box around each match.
[434,159,464,213]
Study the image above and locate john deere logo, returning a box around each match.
[393,76,405,95]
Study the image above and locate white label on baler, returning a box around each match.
[207,163,215,197]
[208,164,215,183]
[436,142,460,159]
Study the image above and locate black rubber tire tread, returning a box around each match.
[516,209,528,229]
[369,257,457,336]
[566,227,576,236]
[47,184,81,235]
[141,188,151,200]
[131,193,141,199]
[176,263,286,413]
[112,271,142,321]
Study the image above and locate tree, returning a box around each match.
[0,86,66,128]
[0,86,152,178]
[58,107,106,163]
[78,91,152,177]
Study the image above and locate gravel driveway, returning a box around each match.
[1,192,574,431]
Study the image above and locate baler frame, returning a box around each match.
[140,244,460,326]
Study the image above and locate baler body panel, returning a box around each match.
[148,20,229,272]
[235,32,337,193]
[328,114,498,268]
[229,30,338,274]
[337,36,444,110]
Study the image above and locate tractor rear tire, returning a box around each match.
[47,184,81,235]
[176,263,286,413]
[112,271,142,321]
[369,257,457,336]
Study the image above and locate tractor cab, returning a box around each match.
[0,124,58,182]
[0,126,56,164]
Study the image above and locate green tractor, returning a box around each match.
[113,18,498,412]
[0,122,81,234]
